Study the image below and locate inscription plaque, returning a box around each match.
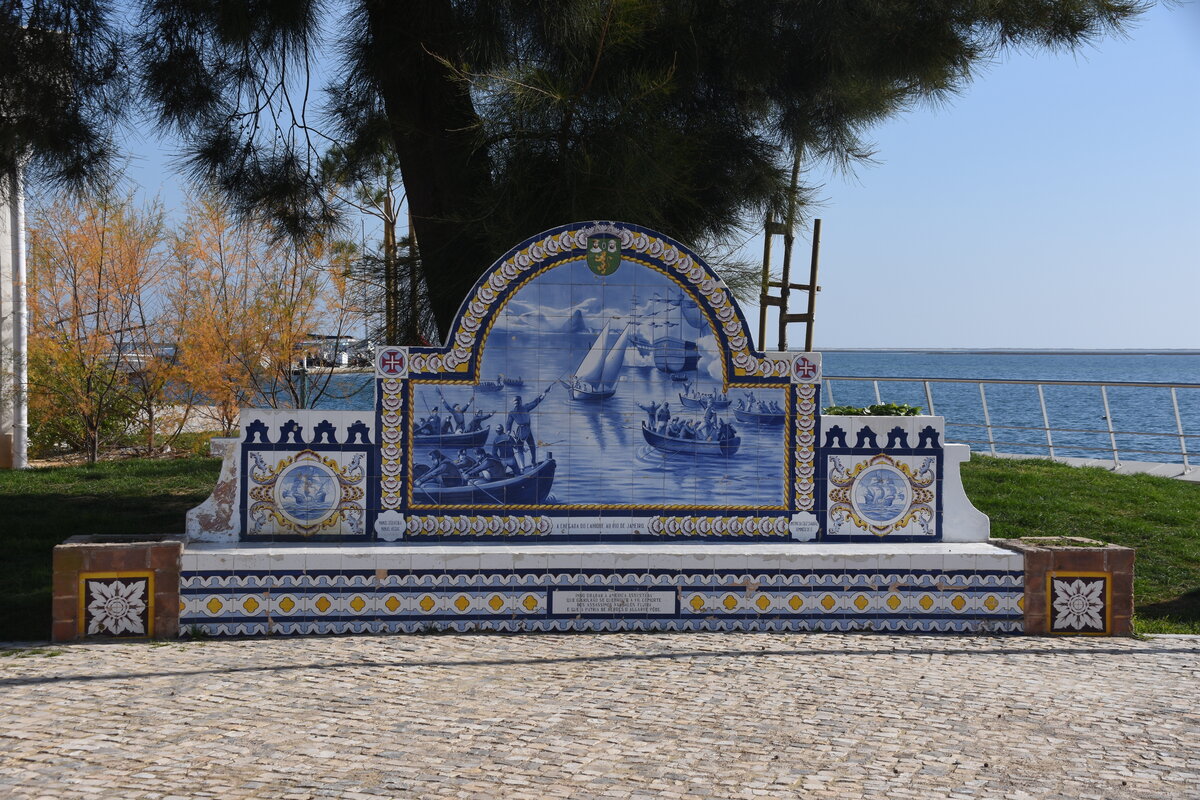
[551,590,676,616]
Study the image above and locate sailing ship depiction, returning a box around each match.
[644,292,702,376]
[563,321,630,401]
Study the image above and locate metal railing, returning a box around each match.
[823,376,1199,472]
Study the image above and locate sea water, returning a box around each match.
[822,351,1200,464]
[299,350,1200,466]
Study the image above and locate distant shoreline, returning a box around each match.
[819,348,1200,356]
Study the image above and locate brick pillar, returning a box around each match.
[51,535,185,641]
[993,537,1135,636]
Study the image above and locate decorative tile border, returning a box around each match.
[178,544,1026,637]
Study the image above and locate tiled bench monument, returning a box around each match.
[52,222,1132,639]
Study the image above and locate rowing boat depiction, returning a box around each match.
[733,407,785,426]
[502,376,525,387]
[413,458,557,505]
[413,427,491,448]
[678,392,733,411]
[476,380,504,392]
[641,422,740,457]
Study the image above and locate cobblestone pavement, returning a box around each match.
[1,633,1198,799]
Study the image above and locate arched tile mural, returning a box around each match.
[371,222,820,541]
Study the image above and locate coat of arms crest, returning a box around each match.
[586,234,622,276]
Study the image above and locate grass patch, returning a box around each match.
[962,455,1200,633]
[0,457,220,641]
[0,454,1196,638]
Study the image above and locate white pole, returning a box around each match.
[10,161,27,469]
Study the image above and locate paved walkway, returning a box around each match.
[1,633,1197,799]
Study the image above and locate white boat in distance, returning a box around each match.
[563,322,631,401]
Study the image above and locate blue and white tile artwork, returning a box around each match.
[409,259,788,510]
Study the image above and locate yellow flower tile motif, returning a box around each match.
[349,596,366,613]
[951,595,966,612]
[755,595,771,611]
[919,595,934,611]
[689,595,706,611]
[853,594,869,611]
[419,595,435,612]
[522,594,539,612]
[820,594,836,611]
[788,595,804,611]
[984,595,998,611]
[723,595,739,611]
[886,594,902,611]
[315,596,332,614]
[179,599,185,615]
[454,595,470,612]
[243,597,260,614]
[1018,595,1025,611]
[384,595,401,613]
[278,596,295,613]
[488,595,505,612]
[206,597,224,615]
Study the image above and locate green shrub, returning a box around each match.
[821,403,924,416]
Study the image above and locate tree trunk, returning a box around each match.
[364,0,494,341]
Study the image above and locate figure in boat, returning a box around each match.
[506,388,553,468]
[414,442,557,505]
[642,409,740,457]
[415,449,464,488]
[415,405,447,436]
[564,321,630,400]
[437,388,473,433]
[491,425,522,475]
[465,409,495,432]
[680,381,732,410]
[734,392,786,425]
[453,448,477,472]
[636,400,659,428]
[463,447,508,481]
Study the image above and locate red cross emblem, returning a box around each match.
[380,349,406,375]
[794,356,817,379]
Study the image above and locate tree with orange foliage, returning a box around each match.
[167,195,356,435]
[27,192,167,462]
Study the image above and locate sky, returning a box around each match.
[118,2,1199,351]
[749,1,1200,350]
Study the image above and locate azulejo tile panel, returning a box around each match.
[819,416,945,542]
[1048,571,1111,635]
[80,571,154,637]
[185,221,989,546]
[238,411,376,542]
